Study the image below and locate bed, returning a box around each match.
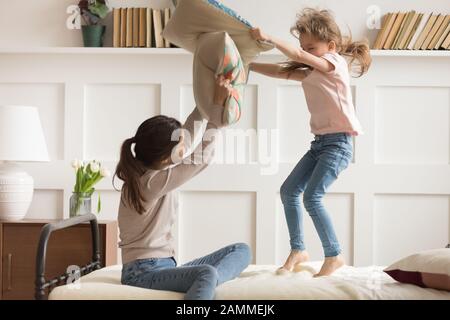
[47,262,450,300]
[36,215,450,300]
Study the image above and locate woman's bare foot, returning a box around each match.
[314,255,345,277]
[276,250,310,275]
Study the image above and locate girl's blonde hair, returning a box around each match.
[281,8,371,77]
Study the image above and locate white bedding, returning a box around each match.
[49,262,450,300]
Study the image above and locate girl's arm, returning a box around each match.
[250,28,335,74]
[250,62,308,81]
[249,62,287,79]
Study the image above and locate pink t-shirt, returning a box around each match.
[301,52,363,136]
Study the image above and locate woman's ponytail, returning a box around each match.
[114,137,146,214]
[113,115,182,215]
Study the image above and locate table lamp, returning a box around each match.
[0,106,49,221]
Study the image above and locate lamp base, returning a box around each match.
[0,162,34,221]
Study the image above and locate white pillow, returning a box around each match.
[384,248,450,291]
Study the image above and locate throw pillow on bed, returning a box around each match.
[384,248,450,291]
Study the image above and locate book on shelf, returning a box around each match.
[392,11,414,49]
[120,8,127,47]
[132,8,139,47]
[146,8,153,48]
[113,8,121,48]
[112,6,173,48]
[414,13,438,49]
[407,12,431,49]
[396,11,419,49]
[373,11,450,50]
[383,12,406,49]
[163,8,171,48]
[126,8,133,47]
[153,9,164,48]
[403,13,423,49]
[421,14,445,49]
[442,30,450,49]
[139,8,146,47]
[373,13,396,49]
[432,15,450,49]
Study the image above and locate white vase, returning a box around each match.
[0,162,34,221]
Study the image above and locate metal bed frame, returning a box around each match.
[35,213,102,300]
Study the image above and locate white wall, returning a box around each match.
[1,0,449,47]
[1,49,449,267]
[0,0,449,267]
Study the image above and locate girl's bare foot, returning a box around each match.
[276,250,310,275]
[314,255,345,277]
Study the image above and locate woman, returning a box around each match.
[114,76,252,300]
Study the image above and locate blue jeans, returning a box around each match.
[280,132,353,257]
[121,243,252,300]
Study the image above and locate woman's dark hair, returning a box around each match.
[114,115,182,214]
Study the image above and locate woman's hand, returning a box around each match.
[213,75,233,106]
[250,27,272,42]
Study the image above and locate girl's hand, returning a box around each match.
[213,75,232,106]
[250,27,271,42]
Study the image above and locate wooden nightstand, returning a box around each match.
[0,219,118,300]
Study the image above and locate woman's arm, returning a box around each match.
[145,77,231,200]
[250,28,335,74]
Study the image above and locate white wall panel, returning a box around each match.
[1,49,449,267]
[374,194,449,265]
[375,86,450,164]
[84,84,161,161]
[178,191,256,264]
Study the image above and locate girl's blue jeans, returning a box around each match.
[280,132,353,257]
[121,243,251,300]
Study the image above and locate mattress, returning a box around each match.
[48,262,450,300]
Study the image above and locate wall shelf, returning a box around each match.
[0,47,449,57]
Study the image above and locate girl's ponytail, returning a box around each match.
[340,36,372,77]
[114,137,146,214]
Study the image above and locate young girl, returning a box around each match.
[114,76,252,300]
[250,8,371,277]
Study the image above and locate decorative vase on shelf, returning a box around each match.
[69,192,92,217]
[81,25,106,47]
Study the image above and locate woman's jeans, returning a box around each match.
[121,243,252,300]
[280,133,353,257]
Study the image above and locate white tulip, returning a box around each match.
[90,162,100,173]
[71,159,81,169]
[100,168,111,177]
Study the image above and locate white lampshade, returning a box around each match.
[0,106,49,221]
[0,105,49,161]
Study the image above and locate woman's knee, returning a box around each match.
[232,242,252,264]
[197,265,219,284]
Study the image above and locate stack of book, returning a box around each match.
[112,7,173,48]
[373,12,450,50]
